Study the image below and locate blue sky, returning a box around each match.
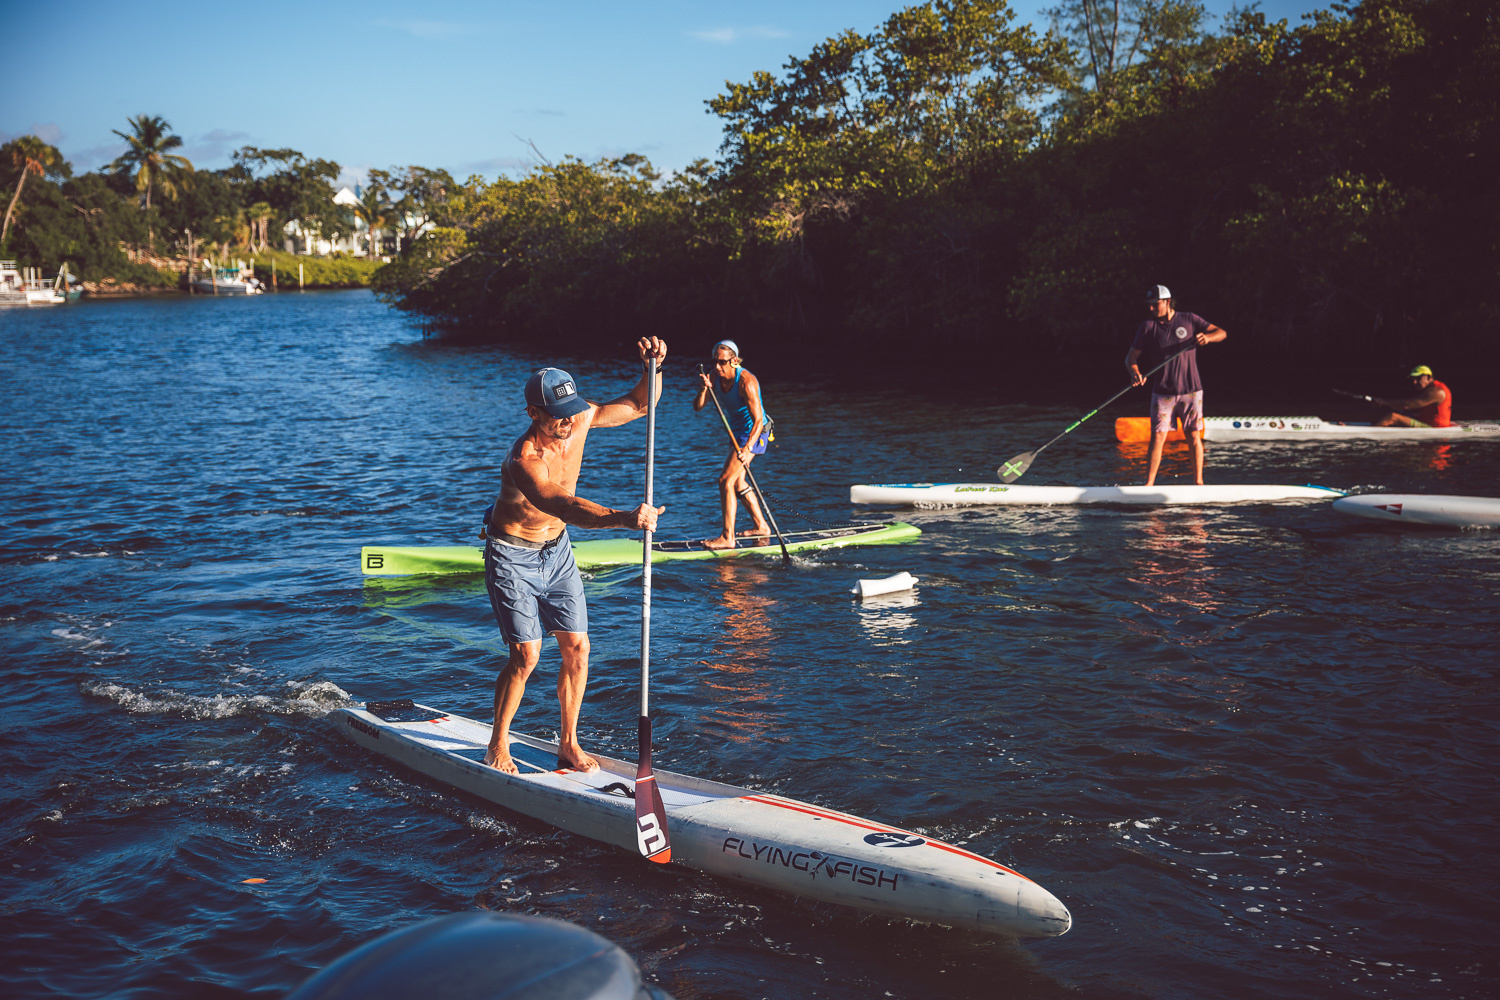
[7,0,1329,188]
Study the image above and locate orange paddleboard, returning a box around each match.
[1114,417,1201,443]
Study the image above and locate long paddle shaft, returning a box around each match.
[699,363,791,565]
[996,347,1197,482]
[1333,389,1376,404]
[635,355,670,863]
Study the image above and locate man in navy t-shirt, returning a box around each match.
[1125,285,1228,485]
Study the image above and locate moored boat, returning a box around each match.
[1115,415,1500,442]
[190,262,265,295]
[1,260,79,306]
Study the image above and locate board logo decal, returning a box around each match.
[864,832,925,848]
[1375,503,1404,515]
[637,814,667,856]
[345,715,380,740]
[721,836,899,890]
[365,553,384,569]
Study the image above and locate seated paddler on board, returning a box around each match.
[479,338,668,775]
[693,339,773,550]
[1373,365,1452,427]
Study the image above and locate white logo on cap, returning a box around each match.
[1174,327,1188,340]
[552,381,575,399]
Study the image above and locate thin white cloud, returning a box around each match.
[181,128,253,166]
[0,121,65,146]
[337,165,371,191]
[460,155,534,176]
[65,141,129,172]
[689,26,789,44]
[377,18,468,39]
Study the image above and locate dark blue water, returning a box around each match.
[2,291,1497,999]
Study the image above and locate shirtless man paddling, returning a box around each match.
[1373,366,1453,427]
[482,337,667,774]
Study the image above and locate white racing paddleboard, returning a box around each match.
[850,483,1344,506]
[334,699,1071,939]
[1332,494,1500,529]
[1115,416,1500,443]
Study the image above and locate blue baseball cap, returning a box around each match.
[524,367,590,418]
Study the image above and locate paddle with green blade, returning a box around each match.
[635,353,670,864]
[699,363,791,566]
[996,348,1196,483]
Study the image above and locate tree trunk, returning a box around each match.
[1,170,29,246]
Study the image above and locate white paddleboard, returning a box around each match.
[1117,416,1500,442]
[850,483,1345,506]
[334,700,1070,939]
[1332,494,1500,529]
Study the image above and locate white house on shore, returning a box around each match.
[281,185,435,258]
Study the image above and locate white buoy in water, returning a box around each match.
[853,571,918,599]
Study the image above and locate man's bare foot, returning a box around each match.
[556,743,599,772]
[484,746,519,774]
[737,525,771,538]
[702,534,736,550]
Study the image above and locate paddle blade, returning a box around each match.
[997,451,1035,483]
[635,717,671,863]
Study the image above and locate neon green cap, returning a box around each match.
[1409,365,1433,377]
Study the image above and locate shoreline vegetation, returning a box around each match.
[4,0,1496,388]
[68,247,380,296]
[1,115,392,299]
[373,0,1498,387]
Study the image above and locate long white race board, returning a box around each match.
[850,483,1345,506]
[1206,418,1500,441]
[334,700,1071,939]
[1116,416,1500,442]
[1332,493,1500,529]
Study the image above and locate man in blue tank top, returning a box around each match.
[693,339,772,549]
[1125,285,1228,485]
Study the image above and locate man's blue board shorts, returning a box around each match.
[736,428,770,455]
[484,529,588,644]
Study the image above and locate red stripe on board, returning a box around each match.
[741,795,1031,881]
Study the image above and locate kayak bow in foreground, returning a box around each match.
[1332,493,1500,528]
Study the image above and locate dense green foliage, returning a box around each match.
[373,0,1498,383]
[251,248,382,289]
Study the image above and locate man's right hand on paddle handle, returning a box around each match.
[1128,365,1146,387]
[623,503,665,531]
[638,336,667,366]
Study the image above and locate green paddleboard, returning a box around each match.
[360,522,921,576]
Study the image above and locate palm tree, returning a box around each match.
[1,136,64,247]
[109,114,194,239]
[351,185,391,258]
[247,202,274,252]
